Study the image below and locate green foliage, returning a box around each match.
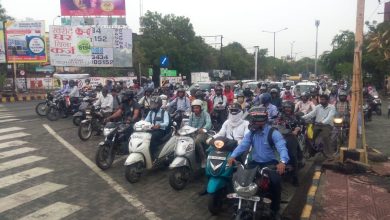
[0,3,13,21]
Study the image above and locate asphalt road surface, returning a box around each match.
[0,100,387,220]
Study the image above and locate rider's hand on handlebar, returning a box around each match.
[227,157,236,167]
[198,128,205,134]
[276,162,286,175]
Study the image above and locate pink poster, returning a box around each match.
[60,0,126,16]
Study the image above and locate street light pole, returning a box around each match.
[262,27,288,59]
[314,20,320,76]
[290,41,295,61]
[254,46,259,81]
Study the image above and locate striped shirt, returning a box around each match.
[189,111,212,130]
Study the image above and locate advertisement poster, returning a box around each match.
[50,25,132,67]
[5,21,47,63]
[0,23,6,63]
[60,0,126,16]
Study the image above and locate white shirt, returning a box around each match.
[94,94,113,113]
[302,104,336,125]
[69,86,79,98]
[214,120,250,144]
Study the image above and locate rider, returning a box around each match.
[167,87,191,112]
[82,79,93,92]
[253,84,268,105]
[224,85,234,105]
[138,88,153,118]
[94,87,113,118]
[68,80,80,111]
[228,106,289,219]
[189,99,212,168]
[335,90,350,117]
[213,103,249,144]
[329,87,338,105]
[270,88,282,109]
[105,90,141,125]
[295,92,315,114]
[145,96,171,157]
[301,94,336,157]
[280,83,294,100]
[236,91,249,112]
[309,87,320,106]
[260,93,279,121]
[318,83,331,96]
[194,90,208,112]
[211,86,228,127]
[59,80,70,94]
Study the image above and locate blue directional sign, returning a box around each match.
[160,55,169,68]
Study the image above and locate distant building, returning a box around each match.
[385,1,390,22]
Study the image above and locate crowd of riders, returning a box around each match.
[52,77,361,219]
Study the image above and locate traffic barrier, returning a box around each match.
[0,94,45,103]
[300,166,322,220]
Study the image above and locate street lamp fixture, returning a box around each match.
[262,27,288,58]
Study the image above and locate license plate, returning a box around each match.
[227,193,261,202]
[208,155,226,160]
[86,116,92,119]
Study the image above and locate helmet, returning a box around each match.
[122,91,135,103]
[248,106,268,122]
[261,93,272,104]
[85,79,90,83]
[282,101,295,112]
[338,90,347,97]
[215,86,223,92]
[301,92,310,99]
[228,103,242,115]
[191,99,203,109]
[150,96,162,111]
[69,80,75,87]
[270,88,278,94]
[195,90,205,100]
[145,88,154,94]
[177,87,185,93]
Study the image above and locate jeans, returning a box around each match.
[313,124,333,157]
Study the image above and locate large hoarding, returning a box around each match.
[5,21,47,63]
[50,25,132,67]
[0,23,6,63]
[60,0,126,16]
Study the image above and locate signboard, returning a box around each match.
[35,65,55,73]
[161,69,177,77]
[5,21,47,63]
[212,69,231,78]
[49,25,132,67]
[60,0,126,16]
[160,55,169,68]
[0,23,6,63]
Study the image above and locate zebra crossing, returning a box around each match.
[0,126,82,219]
[0,108,21,123]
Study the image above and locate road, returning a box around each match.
[0,100,388,220]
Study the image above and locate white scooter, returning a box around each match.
[124,120,177,183]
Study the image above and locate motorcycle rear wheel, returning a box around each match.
[35,102,48,116]
[78,121,92,141]
[169,167,190,190]
[125,162,142,183]
[208,190,224,215]
[73,116,82,126]
[95,144,115,170]
[46,107,60,121]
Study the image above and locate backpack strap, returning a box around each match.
[267,127,277,151]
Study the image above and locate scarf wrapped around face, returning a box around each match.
[228,111,244,128]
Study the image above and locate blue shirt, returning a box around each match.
[265,104,279,120]
[145,109,170,130]
[231,124,289,164]
[168,97,190,112]
[59,84,70,94]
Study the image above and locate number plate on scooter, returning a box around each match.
[208,155,226,160]
[227,193,261,202]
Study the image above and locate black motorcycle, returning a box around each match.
[46,95,82,121]
[369,93,382,115]
[78,106,104,141]
[35,92,54,116]
[95,122,130,170]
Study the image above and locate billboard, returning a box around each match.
[385,1,390,22]
[5,21,47,63]
[0,23,6,63]
[60,0,126,16]
[50,25,132,67]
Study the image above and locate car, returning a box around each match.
[293,81,318,97]
[187,81,219,94]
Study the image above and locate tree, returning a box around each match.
[0,3,12,88]
[222,42,254,79]
[0,3,13,21]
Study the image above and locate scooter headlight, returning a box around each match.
[175,137,194,156]
[333,118,343,126]
[234,181,258,197]
[103,128,115,136]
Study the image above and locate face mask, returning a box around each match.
[248,122,263,132]
[228,111,243,127]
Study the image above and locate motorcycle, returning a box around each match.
[46,94,82,121]
[72,96,93,126]
[95,122,130,170]
[369,93,382,115]
[124,120,176,183]
[35,92,54,116]
[78,105,105,141]
[168,126,214,190]
[363,103,372,122]
[206,137,236,215]
[333,115,349,153]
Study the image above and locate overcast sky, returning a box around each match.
[1,0,386,59]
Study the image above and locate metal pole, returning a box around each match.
[220,35,223,69]
[290,41,295,61]
[254,46,259,80]
[139,62,142,84]
[315,20,320,76]
[13,62,17,93]
[273,32,276,58]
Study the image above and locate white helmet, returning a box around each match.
[191,99,203,109]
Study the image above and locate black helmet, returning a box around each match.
[150,96,162,111]
[310,87,317,94]
[69,80,75,87]
[215,86,223,92]
[195,90,205,100]
[270,88,278,94]
[282,101,295,112]
[122,91,135,103]
[145,88,154,94]
[261,93,272,104]
[248,106,268,122]
[228,103,242,115]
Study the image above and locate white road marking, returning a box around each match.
[0,140,28,149]
[0,132,30,141]
[0,127,25,134]
[0,156,46,172]
[0,114,15,117]
[0,147,37,159]
[18,202,82,220]
[0,167,53,189]
[43,124,161,220]
[0,119,20,123]
[0,182,67,214]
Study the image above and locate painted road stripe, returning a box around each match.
[0,116,15,119]
[0,140,28,149]
[0,127,25,134]
[0,119,20,123]
[0,167,53,189]
[43,124,161,220]
[0,156,46,172]
[18,202,82,220]
[0,147,36,159]
[0,132,30,141]
[0,182,67,214]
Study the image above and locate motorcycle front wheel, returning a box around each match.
[169,167,190,190]
[73,116,82,126]
[208,190,224,215]
[46,107,60,121]
[125,162,143,183]
[78,121,92,141]
[95,144,115,170]
[35,102,48,116]
[234,209,256,220]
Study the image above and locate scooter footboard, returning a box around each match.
[124,153,144,166]
[169,157,189,169]
[207,176,227,194]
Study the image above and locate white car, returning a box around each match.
[293,81,318,97]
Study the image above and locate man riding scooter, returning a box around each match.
[228,106,289,220]
[189,99,212,168]
[211,86,228,130]
[167,87,191,126]
[138,88,153,118]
